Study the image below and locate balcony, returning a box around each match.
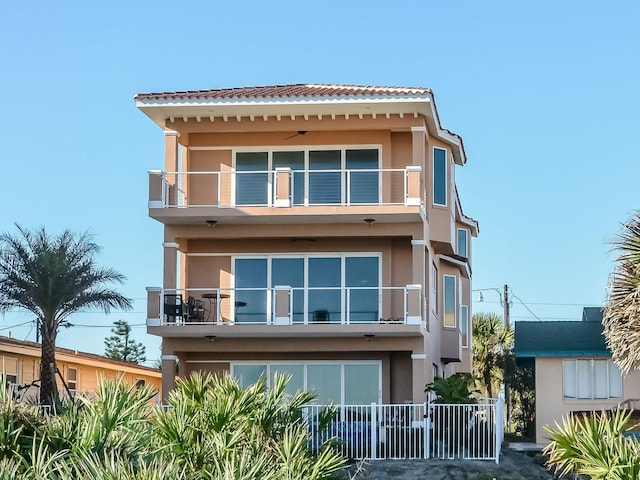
[146,286,423,335]
[148,167,422,223]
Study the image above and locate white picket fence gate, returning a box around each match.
[306,398,504,463]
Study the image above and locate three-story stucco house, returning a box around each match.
[136,84,478,404]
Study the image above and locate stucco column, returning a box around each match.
[411,126,428,208]
[411,353,427,404]
[161,354,178,402]
[164,130,179,172]
[163,242,179,291]
[410,239,426,323]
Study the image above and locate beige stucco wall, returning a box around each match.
[535,357,640,443]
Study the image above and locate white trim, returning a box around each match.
[163,129,179,136]
[411,240,426,246]
[411,353,427,360]
[162,242,179,248]
[146,318,161,327]
[460,305,469,348]
[406,316,422,325]
[457,228,469,258]
[148,169,163,174]
[410,126,427,133]
[146,287,161,292]
[148,200,163,209]
[161,355,178,361]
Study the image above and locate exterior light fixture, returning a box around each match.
[477,292,484,302]
[205,335,217,342]
[364,334,375,342]
[364,218,376,227]
[206,220,218,228]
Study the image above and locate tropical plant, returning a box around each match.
[472,312,513,398]
[104,320,146,364]
[0,225,132,406]
[544,408,640,480]
[603,210,640,374]
[425,373,477,404]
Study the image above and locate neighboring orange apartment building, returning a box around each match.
[135,84,478,404]
[0,336,162,402]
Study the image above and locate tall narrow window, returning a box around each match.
[443,275,456,327]
[346,149,379,204]
[67,367,78,391]
[460,305,469,347]
[309,150,341,204]
[457,229,468,258]
[433,147,447,206]
[236,152,268,205]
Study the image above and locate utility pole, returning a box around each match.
[503,284,511,432]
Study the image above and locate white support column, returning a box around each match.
[161,354,178,402]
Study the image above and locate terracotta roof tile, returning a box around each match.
[135,83,432,101]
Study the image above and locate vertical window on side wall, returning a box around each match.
[443,275,456,327]
[460,305,469,347]
[67,367,78,391]
[457,229,468,258]
[433,147,447,206]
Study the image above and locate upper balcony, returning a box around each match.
[148,166,422,225]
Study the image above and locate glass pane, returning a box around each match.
[270,364,304,396]
[307,364,341,405]
[576,360,591,399]
[346,257,379,322]
[593,360,609,399]
[235,259,267,324]
[443,276,456,327]
[272,258,304,323]
[563,361,576,398]
[273,151,305,205]
[460,305,469,347]
[609,362,623,398]
[345,364,379,404]
[309,257,341,323]
[236,152,268,205]
[309,150,341,204]
[233,364,266,388]
[457,229,468,258]
[346,149,378,204]
[433,148,447,205]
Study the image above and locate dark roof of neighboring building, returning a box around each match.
[582,306,604,322]
[0,336,160,374]
[515,308,609,358]
[134,83,432,101]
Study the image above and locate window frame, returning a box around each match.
[443,274,457,328]
[433,147,447,206]
[233,145,382,207]
[562,359,622,400]
[230,360,382,405]
[67,367,78,391]
[457,228,468,258]
[460,304,469,348]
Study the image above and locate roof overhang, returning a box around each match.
[135,87,468,165]
[437,253,471,279]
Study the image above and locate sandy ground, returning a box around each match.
[346,449,556,480]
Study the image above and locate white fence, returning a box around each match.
[306,399,503,463]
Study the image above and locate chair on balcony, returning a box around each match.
[185,296,205,322]
[164,294,183,324]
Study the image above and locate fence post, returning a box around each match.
[424,400,430,459]
[370,402,377,460]
[495,398,504,464]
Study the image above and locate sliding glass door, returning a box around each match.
[233,255,379,324]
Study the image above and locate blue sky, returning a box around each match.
[1,1,639,366]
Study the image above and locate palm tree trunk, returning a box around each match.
[40,324,58,406]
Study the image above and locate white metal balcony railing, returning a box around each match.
[147,286,423,327]
[151,167,422,208]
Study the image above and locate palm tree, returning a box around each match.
[603,210,640,374]
[0,225,132,406]
[472,312,513,398]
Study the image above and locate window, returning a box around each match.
[563,359,622,399]
[460,305,469,347]
[433,147,447,206]
[430,262,437,315]
[457,229,468,258]
[234,254,380,324]
[232,361,381,404]
[234,147,380,206]
[67,367,78,391]
[443,275,457,327]
[2,357,18,385]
